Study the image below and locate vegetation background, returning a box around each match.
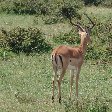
[0,0,112,112]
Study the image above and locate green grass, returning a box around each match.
[0,54,112,112]
[0,14,70,37]
[0,7,112,112]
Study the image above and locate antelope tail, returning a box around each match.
[52,54,63,68]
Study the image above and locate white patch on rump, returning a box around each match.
[51,55,63,69]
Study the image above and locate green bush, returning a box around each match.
[101,0,112,8]
[0,0,14,13]
[0,0,111,15]
[83,0,112,7]
[83,0,103,6]
[12,0,37,14]
[0,0,49,15]
[53,29,80,45]
[0,0,82,17]
[59,0,81,19]
[0,27,52,54]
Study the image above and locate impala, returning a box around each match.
[51,14,95,103]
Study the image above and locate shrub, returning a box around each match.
[53,29,80,45]
[89,18,112,62]
[0,0,49,15]
[59,0,81,19]
[0,0,14,13]
[12,0,38,15]
[0,27,52,54]
[83,0,112,7]
[101,0,112,8]
[0,0,82,18]
[83,0,103,6]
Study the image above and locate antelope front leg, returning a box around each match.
[70,69,75,100]
[76,67,81,99]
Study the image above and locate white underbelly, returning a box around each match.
[68,64,76,70]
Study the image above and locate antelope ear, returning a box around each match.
[78,30,82,35]
[78,28,84,35]
[76,22,85,32]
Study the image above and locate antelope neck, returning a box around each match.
[80,39,87,56]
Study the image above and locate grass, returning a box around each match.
[0,14,70,37]
[0,54,112,112]
[0,6,112,112]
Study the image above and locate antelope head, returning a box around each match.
[69,13,95,44]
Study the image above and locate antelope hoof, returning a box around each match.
[59,97,61,104]
[69,97,71,101]
[52,96,54,103]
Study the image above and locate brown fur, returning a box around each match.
[51,19,93,103]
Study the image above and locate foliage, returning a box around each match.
[0,0,13,13]
[83,0,112,7]
[53,29,80,45]
[0,0,45,14]
[83,0,103,6]
[0,0,112,16]
[90,18,112,62]
[0,27,52,54]
[58,0,82,19]
[12,0,38,15]
[101,0,112,8]
[0,0,82,21]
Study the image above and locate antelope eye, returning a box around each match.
[86,33,89,37]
